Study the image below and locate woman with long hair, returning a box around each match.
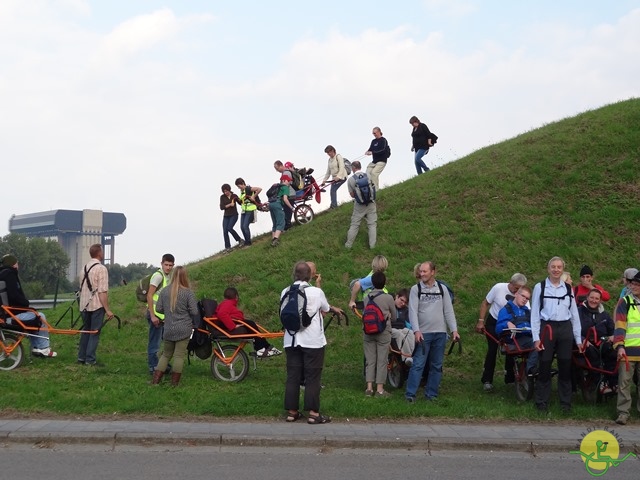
[151,266,199,386]
[220,183,244,253]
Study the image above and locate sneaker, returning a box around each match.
[599,382,613,395]
[615,413,629,425]
[32,348,57,358]
[375,390,391,398]
[236,240,245,248]
[404,357,414,367]
[365,389,374,397]
[256,346,282,358]
[483,382,494,392]
[405,396,416,404]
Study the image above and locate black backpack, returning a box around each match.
[538,281,573,312]
[187,299,216,361]
[354,172,375,205]
[266,183,281,203]
[280,283,312,346]
[243,186,262,207]
[362,292,387,335]
[417,280,455,304]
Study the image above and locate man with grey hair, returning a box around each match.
[345,160,377,250]
[531,256,583,414]
[476,272,528,392]
[405,261,460,403]
[620,267,639,299]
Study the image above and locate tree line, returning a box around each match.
[0,234,156,298]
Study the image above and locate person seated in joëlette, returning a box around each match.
[215,287,281,358]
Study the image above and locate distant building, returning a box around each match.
[8,209,126,282]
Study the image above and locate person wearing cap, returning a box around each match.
[0,254,57,358]
[476,273,528,392]
[273,160,295,230]
[613,270,640,425]
[268,175,294,247]
[619,268,639,299]
[531,256,583,414]
[573,264,610,307]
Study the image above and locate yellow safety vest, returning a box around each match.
[624,295,640,348]
[152,270,169,320]
[239,190,258,213]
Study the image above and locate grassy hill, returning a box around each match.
[4,99,640,422]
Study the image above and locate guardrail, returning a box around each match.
[30,298,75,310]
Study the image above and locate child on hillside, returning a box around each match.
[215,287,282,357]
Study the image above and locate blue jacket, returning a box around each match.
[496,300,531,336]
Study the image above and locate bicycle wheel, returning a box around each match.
[210,345,249,382]
[387,353,405,389]
[294,204,314,225]
[0,332,25,371]
[514,358,533,401]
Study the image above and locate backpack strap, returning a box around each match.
[539,281,573,312]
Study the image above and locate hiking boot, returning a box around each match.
[32,348,57,358]
[615,413,629,425]
[170,372,182,387]
[151,370,164,385]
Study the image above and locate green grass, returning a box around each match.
[3,99,640,422]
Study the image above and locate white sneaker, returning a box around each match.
[404,357,414,367]
[32,348,57,358]
[483,382,494,392]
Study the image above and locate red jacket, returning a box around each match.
[573,283,610,307]
[215,298,244,331]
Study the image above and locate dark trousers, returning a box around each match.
[481,315,515,384]
[78,308,104,364]
[283,204,293,230]
[228,320,270,352]
[284,346,325,412]
[535,320,574,409]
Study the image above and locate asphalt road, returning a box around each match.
[1,444,637,480]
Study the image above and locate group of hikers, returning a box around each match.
[217,117,438,251]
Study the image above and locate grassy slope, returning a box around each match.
[4,99,640,422]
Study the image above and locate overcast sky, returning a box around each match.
[1,0,639,267]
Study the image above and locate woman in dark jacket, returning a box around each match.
[219,183,243,253]
[409,115,437,175]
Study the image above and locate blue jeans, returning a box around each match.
[405,332,447,400]
[147,310,164,372]
[329,179,345,208]
[14,311,50,350]
[78,308,104,364]
[222,214,242,248]
[239,211,255,245]
[414,149,430,174]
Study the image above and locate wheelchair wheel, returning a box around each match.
[387,353,405,389]
[0,332,25,371]
[514,358,533,402]
[294,204,314,225]
[210,345,249,382]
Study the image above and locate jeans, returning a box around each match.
[414,148,430,174]
[329,179,345,208]
[147,310,164,373]
[222,214,242,248]
[14,311,50,350]
[405,332,447,399]
[78,308,104,364]
[239,211,255,245]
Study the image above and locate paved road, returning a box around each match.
[1,444,638,480]
[1,417,639,454]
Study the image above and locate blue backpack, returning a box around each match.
[354,172,375,205]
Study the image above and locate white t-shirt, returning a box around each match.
[281,281,329,348]
[485,283,512,319]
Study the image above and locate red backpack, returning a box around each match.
[362,292,387,335]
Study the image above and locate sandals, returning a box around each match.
[286,411,305,423]
[307,413,331,425]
